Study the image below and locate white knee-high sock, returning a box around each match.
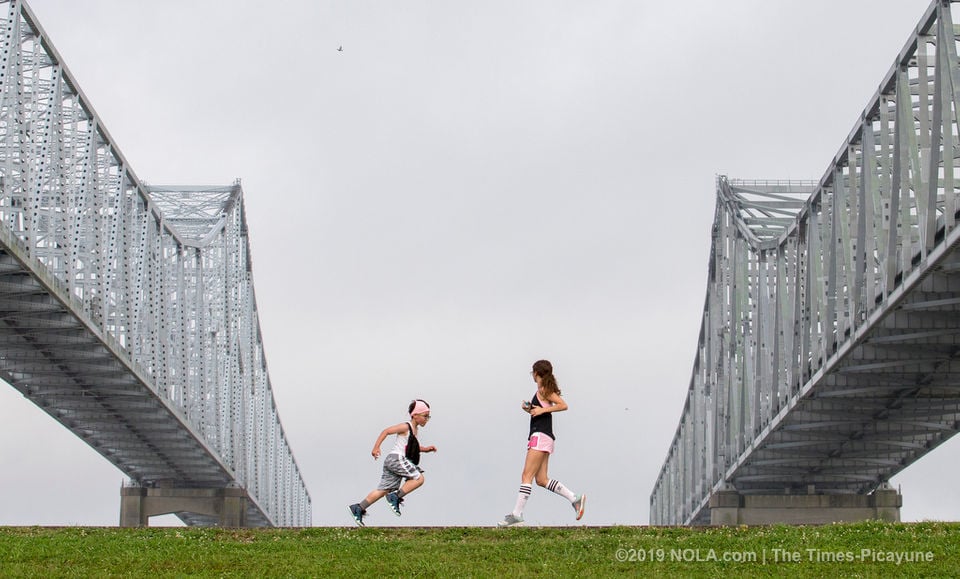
[513,484,532,516]
[547,479,576,502]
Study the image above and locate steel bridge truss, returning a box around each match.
[0,0,310,526]
[652,0,960,525]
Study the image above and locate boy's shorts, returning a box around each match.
[527,432,555,454]
[377,453,422,491]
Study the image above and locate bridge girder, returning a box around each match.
[652,0,960,525]
[0,0,310,527]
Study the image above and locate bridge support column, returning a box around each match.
[120,485,248,527]
[707,485,902,525]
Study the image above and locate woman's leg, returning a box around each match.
[535,451,579,504]
[513,450,548,516]
[523,448,549,483]
[533,453,551,488]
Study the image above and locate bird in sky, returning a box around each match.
[337,45,343,52]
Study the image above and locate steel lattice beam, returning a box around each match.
[652,0,960,525]
[0,0,311,527]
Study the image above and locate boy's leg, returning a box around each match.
[387,473,423,516]
[360,489,388,508]
[349,488,387,526]
[352,456,404,524]
[349,489,388,526]
[384,455,422,515]
[386,475,422,516]
[396,474,424,499]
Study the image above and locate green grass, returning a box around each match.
[0,522,957,577]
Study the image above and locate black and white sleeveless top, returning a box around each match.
[528,391,555,440]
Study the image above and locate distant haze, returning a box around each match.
[1,0,957,526]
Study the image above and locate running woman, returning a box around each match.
[498,360,585,527]
[348,399,436,526]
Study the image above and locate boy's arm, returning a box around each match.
[371,422,409,459]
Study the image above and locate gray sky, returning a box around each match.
[2,0,958,527]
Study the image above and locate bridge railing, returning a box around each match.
[0,0,310,525]
[652,0,960,525]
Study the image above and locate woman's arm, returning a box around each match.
[530,392,568,416]
[371,422,408,459]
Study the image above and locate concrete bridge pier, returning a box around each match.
[120,483,248,527]
[708,484,902,525]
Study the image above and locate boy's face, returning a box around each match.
[412,412,431,426]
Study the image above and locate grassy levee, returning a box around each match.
[1,522,958,577]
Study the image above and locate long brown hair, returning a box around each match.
[533,359,561,396]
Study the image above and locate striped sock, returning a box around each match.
[512,484,532,517]
[547,479,576,502]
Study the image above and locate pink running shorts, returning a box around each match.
[527,433,555,454]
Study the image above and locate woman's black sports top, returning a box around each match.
[529,392,555,440]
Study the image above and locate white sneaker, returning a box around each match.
[572,494,586,521]
[497,513,525,527]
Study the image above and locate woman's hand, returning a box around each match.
[371,447,381,460]
[529,406,544,417]
[421,445,437,453]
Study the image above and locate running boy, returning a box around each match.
[348,399,436,526]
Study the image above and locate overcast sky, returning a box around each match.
[2,0,958,527]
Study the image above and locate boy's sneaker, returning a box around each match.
[348,503,366,527]
[386,491,404,516]
[572,494,586,521]
[497,513,524,527]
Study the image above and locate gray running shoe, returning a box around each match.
[572,494,586,521]
[497,513,525,527]
[386,491,403,516]
[348,503,366,527]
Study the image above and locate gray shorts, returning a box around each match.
[377,453,422,491]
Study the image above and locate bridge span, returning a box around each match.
[0,0,310,526]
[652,0,960,525]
